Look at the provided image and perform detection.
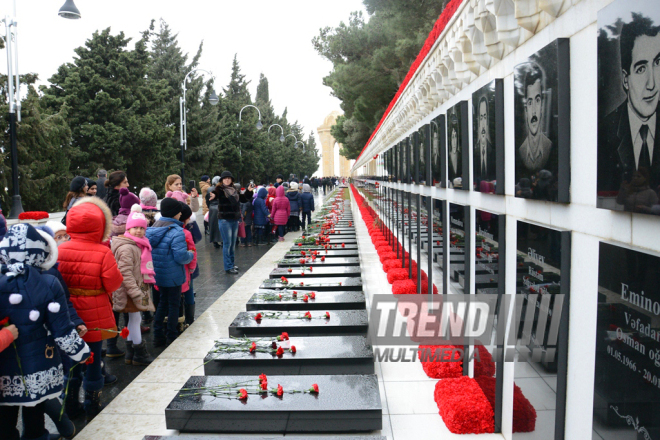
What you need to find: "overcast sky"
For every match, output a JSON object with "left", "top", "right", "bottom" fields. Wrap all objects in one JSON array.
[{"left": 6, "top": 0, "right": 367, "bottom": 174}]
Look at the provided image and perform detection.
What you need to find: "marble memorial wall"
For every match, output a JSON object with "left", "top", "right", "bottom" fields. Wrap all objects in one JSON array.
[{"left": 352, "top": 0, "right": 660, "bottom": 438}]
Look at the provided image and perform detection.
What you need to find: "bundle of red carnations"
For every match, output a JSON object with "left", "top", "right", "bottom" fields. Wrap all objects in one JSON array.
[
  {"left": 18, "top": 211, "right": 49, "bottom": 221},
  {"left": 177, "top": 374, "right": 318, "bottom": 400}
]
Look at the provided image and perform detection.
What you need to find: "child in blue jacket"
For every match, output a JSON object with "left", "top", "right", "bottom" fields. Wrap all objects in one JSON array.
[
  {"left": 253, "top": 187, "right": 270, "bottom": 245},
  {"left": 145, "top": 198, "right": 193, "bottom": 346}
]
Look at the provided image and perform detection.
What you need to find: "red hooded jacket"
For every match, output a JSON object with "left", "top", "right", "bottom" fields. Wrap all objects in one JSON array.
[{"left": 58, "top": 197, "right": 123, "bottom": 342}]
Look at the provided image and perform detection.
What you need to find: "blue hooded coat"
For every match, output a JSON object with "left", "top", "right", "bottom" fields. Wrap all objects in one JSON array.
[
  {"left": 146, "top": 217, "right": 193, "bottom": 287},
  {"left": 253, "top": 188, "right": 270, "bottom": 226}
]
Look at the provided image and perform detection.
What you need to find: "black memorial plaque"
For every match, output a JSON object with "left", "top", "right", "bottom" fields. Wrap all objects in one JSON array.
[
  {"left": 449, "top": 203, "right": 469, "bottom": 294},
  {"left": 166, "top": 374, "right": 382, "bottom": 433},
  {"left": 513, "top": 221, "right": 570, "bottom": 439},
  {"left": 593, "top": 242, "right": 660, "bottom": 439},
  {"left": 447, "top": 101, "right": 469, "bottom": 190},
  {"left": 473, "top": 80, "right": 504, "bottom": 194},
  {"left": 203, "top": 335, "right": 374, "bottom": 375},
  {"left": 229, "top": 309, "right": 369, "bottom": 337},
  {"left": 514, "top": 39, "right": 570, "bottom": 203},
  {"left": 597, "top": 0, "right": 660, "bottom": 216},
  {"left": 260, "top": 277, "right": 362, "bottom": 291},
  {"left": 278, "top": 257, "right": 361, "bottom": 267},
  {"left": 269, "top": 267, "right": 362, "bottom": 279},
  {"left": 247, "top": 290, "right": 366, "bottom": 311}
]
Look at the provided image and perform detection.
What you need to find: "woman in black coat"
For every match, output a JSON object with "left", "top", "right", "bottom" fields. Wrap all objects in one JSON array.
[{"left": 103, "top": 171, "right": 129, "bottom": 217}]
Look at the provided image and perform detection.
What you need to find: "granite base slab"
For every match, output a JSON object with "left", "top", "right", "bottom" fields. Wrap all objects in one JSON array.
[
  {"left": 291, "top": 243, "right": 358, "bottom": 251},
  {"left": 260, "top": 277, "right": 362, "bottom": 291},
  {"left": 145, "top": 436, "right": 385, "bottom": 440},
  {"left": 270, "top": 266, "right": 362, "bottom": 278},
  {"left": 277, "top": 257, "right": 361, "bottom": 267},
  {"left": 203, "top": 335, "right": 374, "bottom": 375},
  {"left": 247, "top": 290, "right": 366, "bottom": 311},
  {"left": 166, "top": 374, "right": 381, "bottom": 433},
  {"left": 229, "top": 309, "right": 369, "bottom": 336}
]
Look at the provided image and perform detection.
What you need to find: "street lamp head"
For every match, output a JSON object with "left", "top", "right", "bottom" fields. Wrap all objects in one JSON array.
[
  {"left": 256, "top": 120, "right": 263, "bottom": 130},
  {"left": 279, "top": 135, "right": 285, "bottom": 143},
  {"left": 59, "top": 0, "right": 81, "bottom": 19},
  {"left": 209, "top": 90, "right": 219, "bottom": 106}
]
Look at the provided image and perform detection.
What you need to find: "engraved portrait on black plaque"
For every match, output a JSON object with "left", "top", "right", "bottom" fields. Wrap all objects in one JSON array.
[
  {"left": 598, "top": 0, "right": 660, "bottom": 216},
  {"left": 514, "top": 39, "right": 570, "bottom": 203},
  {"left": 473, "top": 81, "right": 497, "bottom": 193},
  {"left": 448, "top": 105, "right": 463, "bottom": 189}
]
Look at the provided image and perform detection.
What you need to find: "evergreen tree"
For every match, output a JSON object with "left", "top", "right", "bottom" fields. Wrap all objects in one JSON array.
[
  {"left": 42, "top": 28, "right": 174, "bottom": 194},
  {"left": 146, "top": 19, "right": 221, "bottom": 188},
  {"left": 0, "top": 76, "right": 72, "bottom": 212},
  {"left": 313, "top": 0, "right": 450, "bottom": 159}
]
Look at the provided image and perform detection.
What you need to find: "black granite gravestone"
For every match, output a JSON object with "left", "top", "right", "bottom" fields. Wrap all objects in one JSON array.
[
  {"left": 247, "top": 290, "right": 366, "bottom": 311},
  {"left": 277, "top": 257, "right": 361, "bottom": 267},
  {"left": 144, "top": 436, "right": 386, "bottom": 440},
  {"left": 269, "top": 266, "right": 362, "bottom": 279},
  {"left": 259, "top": 277, "right": 362, "bottom": 291},
  {"left": 203, "top": 335, "right": 374, "bottom": 375},
  {"left": 166, "top": 374, "right": 382, "bottom": 433},
  {"left": 229, "top": 309, "right": 368, "bottom": 337},
  {"left": 286, "top": 250, "right": 359, "bottom": 259}
]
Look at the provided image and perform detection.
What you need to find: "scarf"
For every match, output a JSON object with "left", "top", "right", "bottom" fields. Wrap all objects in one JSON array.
[
  {"left": 0, "top": 224, "right": 49, "bottom": 277},
  {"left": 219, "top": 183, "right": 239, "bottom": 201},
  {"left": 124, "top": 231, "right": 156, "bottom": 284}
]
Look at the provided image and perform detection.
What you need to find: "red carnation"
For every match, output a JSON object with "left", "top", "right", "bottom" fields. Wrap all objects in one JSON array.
[
  {"left": 271, "top": 341, "right": 277, "bottom": 349},
  {"left": 277, "top": 332, "right": 289, "bottom": 341},
  {"left": 238, "top": 388, "right": 248, "bottom": 400},
  {"left": 277, "top": 384, "right": 283, "bottom": 396},
  {"left": 0, "top": 317, "right": 9, "bottom": 327},
  {"left": 299, "top": 258, "right": 305, "bottom": 264},
  {"left": 250, "top": 342, "right": 257, "bottom": 353},
  {"left": 119, "top": 327, "right": 129, "bottom": 339},
  {"left": 278, "top": 294, "right": 282, "bottom": 299},
  {"left": 298, "top": 243, "right": 302, "bottom": 247},
  {"left": 276, "top": 346, "right": 284, "bottom": 356},
  {"left": 292, "top": 291, "right": 298, "bottom": 296},
  {"left": 309, "top": 267, "right": 313, "bottom": 272},
  {"left": 281, "top": 276, "right": 288, "bottom": 283},
  {"left": 325, "top": 311, "right": 330, "bottom": 319},
  {"left": 309, "top": 292, "right": 316, "bottom": 299},
  {"left": 310, "top": 383, "right": 319, "bottom": 393},
  {"left": 288, "top": 268, "right": 292, "bottom": 273},
  {"left": 301, "top": 272, "right": 305, "bottom": 277},
  {"left": 261, "top": 381, "right": 268, "bottom": 390},
  {"left": 259, "top": 373, "right": 267, "bottom": 383},
  {"left": 304, "top": 311, "right": 312, "bottom": 319},
  {"left": 303, "top": 295, "right": 309, "bottom": 302},
  {"left": 255, "top": 313, "right": 262, "bottom": 322},
  {"left": 85, "top": 351, "right": 95, "bottom": 365},
  {"left": 290, "top": 345, "right": 297, "bottom": 353},
  {"left": 321, "top": 256, "right": 326, "bottom": 262},
  {"left": 300, "top": 282, "right": 304, "bottom": 286},
  {"left": 301, "top": 251, "right": 306, "bottom": 256}
]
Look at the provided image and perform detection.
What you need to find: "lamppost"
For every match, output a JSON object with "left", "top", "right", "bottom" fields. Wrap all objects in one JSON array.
[
  {"left": 236, "top": 105, "right": 263, "bottom": 183},
  {"left": 2, "top": 1, "right": 80, "bottom": 219},
  {"left": 268, "top": 124, "right": 285, "bottom": 142},
  {"left": 180, "top": 68, "right": 219, "bottom": 186}
]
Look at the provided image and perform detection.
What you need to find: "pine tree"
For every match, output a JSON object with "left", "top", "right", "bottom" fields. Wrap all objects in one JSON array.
[
  {"left": 0, "top": 76, "right": 72, "bottom": 212},
  {"left": 42, "top": 28, "right": 175, "bottom": 194}
]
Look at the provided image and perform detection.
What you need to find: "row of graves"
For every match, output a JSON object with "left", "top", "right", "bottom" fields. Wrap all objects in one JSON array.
[
  {"left": 145, "top": 188, "right": 386, "bottom": 439},
  {"left": 354, "top": 181, "right": 568, "bottom": 436}
]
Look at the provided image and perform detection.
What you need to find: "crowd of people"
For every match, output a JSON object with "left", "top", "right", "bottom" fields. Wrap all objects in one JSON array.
[{"left": 0, "top": 168, "right": 341, "bottom": 440}]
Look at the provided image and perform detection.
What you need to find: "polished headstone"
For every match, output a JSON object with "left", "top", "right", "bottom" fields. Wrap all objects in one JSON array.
[
  {"left": 203, "top": 335, "right": 374, "bottom": 375},
  {"left": 260, "top": 277, "right": 362, "bottom": 291},
  {"left": 291, "top": 243, "right": 358, "bottom": 251},
  {"left": 270, "top": 266, "right": 362, "bottom": 278},
  {"left": 277, "top": 257, "right": 361, "bottom": 267},
  {"left": 286, "top": 250, "right": 359, "bottom": 259},
  {"left": 247, "top": 290, "right": 366, "bottom": 311},
  {"left": 229, "top": 309, "right": 368, "bottom": 337},
  {"left": 166, "top": 374, "right": 382, "bottom": 433}
]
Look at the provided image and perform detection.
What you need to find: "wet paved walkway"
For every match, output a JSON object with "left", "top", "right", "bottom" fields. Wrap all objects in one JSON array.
[{"left": 39, "top": 188, "right": 335, "bottom": 437}]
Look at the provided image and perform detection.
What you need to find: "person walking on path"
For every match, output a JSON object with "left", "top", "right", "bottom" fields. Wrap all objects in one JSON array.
[
  {"left": 103, "top": 171, "right": 129, "bottom": 217},
  {"left": 270, "top": 185, "right": 291, "bottom": 242},
  {"left": 253, "top": 187, "right": 270, "bottom": 245},
  {"left": 300, "top": 183, "right": 315, "bottom": 230},
  {"left": 111, "top": 206, "right": 155, "bottom": 366},
  {"left": 199, "top": 175, "right": 211, "bottom": 234},
  {"left": 146, "top": 198, "right": 193, "bottom": 346},
  {"left": 209, "top": 171, "right": 241, "bottom": 274},
  {"left": 240, "top": 184, "right": 255, "bottom": 246},
  {"left": 286, "top": 182, "right": 301, "bottom": 232},
  {"left": 206, "top": 176, "right": 222, "bottom": 248},
  {"left": 57, "top": 197, "right": 123, "bottom": 422},
  {"left": 96, "top": 169, "right": 107, "bottom": 199}
]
